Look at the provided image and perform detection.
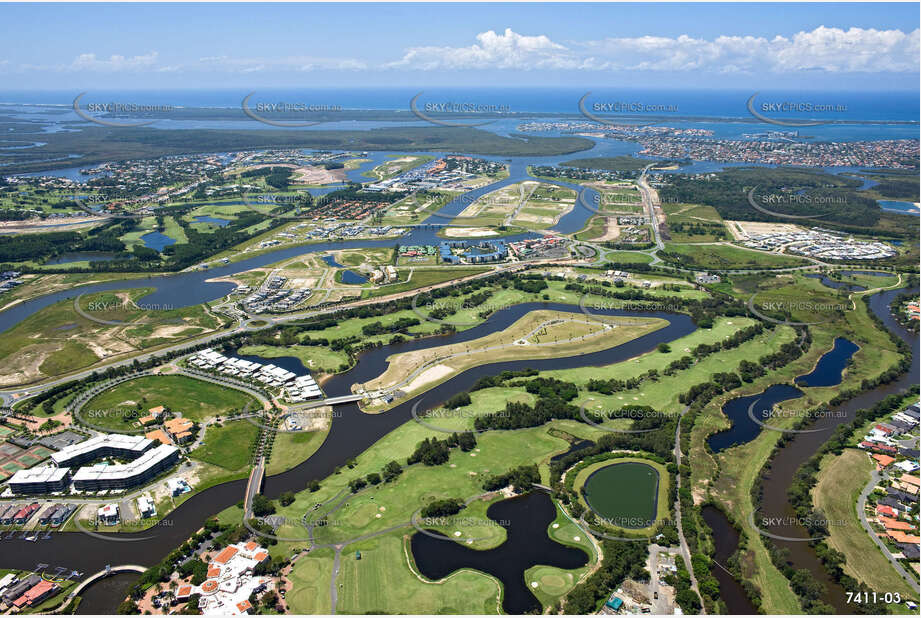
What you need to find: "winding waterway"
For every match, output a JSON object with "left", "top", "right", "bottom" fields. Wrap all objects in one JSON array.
[
  {"left": 705, "top": 286, "right": 918, "bottom": 613},
  {"left": 1, "top": 145, "right": 915, "bottom": 613},
  {"left": 0, "top": 302, "right": 693, "bottom": 611}
]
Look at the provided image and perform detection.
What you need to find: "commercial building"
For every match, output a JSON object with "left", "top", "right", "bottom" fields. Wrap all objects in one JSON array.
[
  {"left": 164, "top": 418, "right": 194, "bottom": 444},
  {"left": 51, "top": 434, "right": 153, "bottom": 468},
  {"left": 72, "top": 444, "right": 180, "bottom": 491},
  {"left": 7, "top": 466, "right": 72, "bottom": 495},
  {"left": 175, "top": 541, "right": 273, "bottom": 615}
]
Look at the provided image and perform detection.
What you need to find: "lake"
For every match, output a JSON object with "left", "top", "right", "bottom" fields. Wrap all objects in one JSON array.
[
  {"left": 581, "top": 461, "right": 659, "bottom": 529},
  {"left": 140, "top": 231, "right": 177, "bottom": 251}
]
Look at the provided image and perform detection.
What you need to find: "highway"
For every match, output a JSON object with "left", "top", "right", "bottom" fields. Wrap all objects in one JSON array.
[{"left": 637, "top": 164, "right": 665, "bottom": 251}]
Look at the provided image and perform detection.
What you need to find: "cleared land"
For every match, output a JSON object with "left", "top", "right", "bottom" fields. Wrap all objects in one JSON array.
[
  {"left": 0, "top": 288, "right": 225, "bottom": 386},
  {"left": 663, "top": 242, "right": 809, "bottom": 269},
  {"left": 361, "top": 309, "right": 667, "bottom": 401},
  {"left": 452, "top": 181, "right": 576, "bottom": 229}
]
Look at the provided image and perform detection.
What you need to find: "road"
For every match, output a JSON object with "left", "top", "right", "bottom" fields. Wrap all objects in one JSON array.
[
  {"left": 672, "top": 404, "right": 706, "bottom": 612},
  {"left": 637, "top": 165, "right": 665, "bottom": 251},
  {"left": 0, "top": 262, "right": 529, "bottom": 407},
  {"left": 856, "top": 469, "right": 921, "bottom": 593}
]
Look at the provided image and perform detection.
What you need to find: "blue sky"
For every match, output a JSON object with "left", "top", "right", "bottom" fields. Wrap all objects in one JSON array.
[{"left": 2, "top": 2, "right": 918, "bottom": 90}]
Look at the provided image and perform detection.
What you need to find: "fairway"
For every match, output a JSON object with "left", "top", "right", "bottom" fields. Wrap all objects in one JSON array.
[
  {"left": 582, "top": 461, "right": 659, "bottom": 529},
  {"left": 335, "top": 531, "right": 501, "bottom": 614},
  {"left": 83, "top": 374, "right": 259, "bottom": 423}
]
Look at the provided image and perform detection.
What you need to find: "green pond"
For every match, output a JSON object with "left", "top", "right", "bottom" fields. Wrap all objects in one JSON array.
[{"left": 582, "top": 461, "right": 659, "bottom": 529}]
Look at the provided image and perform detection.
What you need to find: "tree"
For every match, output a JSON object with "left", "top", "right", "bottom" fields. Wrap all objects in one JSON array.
[
  {"left": 251, "top": 494, "right": 275, "bottom": 517},
  {"left": 279, "top": 491, "right": 295, "bottom": 507},
  {"left": 382, "top": 460, "right": 403, "bottom": 482}
]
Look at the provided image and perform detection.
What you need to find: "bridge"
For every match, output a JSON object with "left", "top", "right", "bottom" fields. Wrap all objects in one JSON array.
[
  {"left": 291, "top": 393, "right": 365, "bottom": 410},
  {"left": 243, "top": 457, "right": 265, "bottom": 519}
]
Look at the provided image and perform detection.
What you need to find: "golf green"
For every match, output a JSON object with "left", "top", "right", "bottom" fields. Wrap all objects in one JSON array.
[{"left": 582, "top": 461, "right": 659, "bottom": 529}]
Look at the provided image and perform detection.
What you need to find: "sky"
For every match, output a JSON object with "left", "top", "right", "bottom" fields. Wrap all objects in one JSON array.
[{"left": 1, "top": 2, "right": 919, "bottom": 91}]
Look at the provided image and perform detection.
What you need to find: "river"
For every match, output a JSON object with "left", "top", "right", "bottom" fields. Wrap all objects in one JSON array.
[
  {"left": 0, "top": 302, "right": 694, "bottom": 610},
  {"left": 704, "top": 286, "right": 919, "bottom": 613}
]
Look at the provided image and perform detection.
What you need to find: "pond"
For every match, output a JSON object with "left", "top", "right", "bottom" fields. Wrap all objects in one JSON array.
[
  {"left": 192, "top": 215, "right": 230, "bottom": 227},
  {"left": 140, "top": 231, "right": 177, "bottom": 251},
  {"left": 339, "top": 270, "right": 368, "bottom": 285},
  {"left": 795, "top": 337, "right": 859, "bottom": 387},
  {"left": 410, "top": 491, "right": 588, "bottom": 614},
  {"left": 707, "top": 384, "right": 804, "bottom": 454},
  {"left": 46, "top": 252, "right": 118, "bottom": 265},
  {"left": 581, "top": 461, "right": 659, "bottom": 529}
]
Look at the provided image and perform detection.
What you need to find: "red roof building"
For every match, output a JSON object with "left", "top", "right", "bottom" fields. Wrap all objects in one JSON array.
[
  {"left": 876, "top": 504, "right": 897, "bottom": 518},
  {"left": 213, "top": 546, "right": 238, "bottom": 564},
  {"left": 13, "top": 580, "right": 58, "bottom": 608}
]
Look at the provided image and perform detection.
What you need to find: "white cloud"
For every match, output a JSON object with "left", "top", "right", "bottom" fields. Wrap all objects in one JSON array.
[
  {"left": 67, "top": 52, "right": 159, "bottom": 72},
  {"left": 13, "top": 26, "right": 920, "bottom": 78},
  {"left": 389, "top": 28, "right": 575, "bottom": 70},
  {"left": 392, "top": 26, "right": 920, "bottom": 73}
]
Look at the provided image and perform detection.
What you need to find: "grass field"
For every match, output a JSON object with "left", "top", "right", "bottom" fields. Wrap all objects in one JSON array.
[
  {"left": 378, "top": 189, "right": 459, "bottom": 226},
  {"left": 663, "top": 242, "right": 808, "bottom": 269},
  {"left": 265, "top": 429, "right": 328, "bottom": 475},
  {"left": 601, "top": 250, "right": 655, "bottom": 264},
  {"left": 264, "top": 414, "right": 610, "bottom": 613},
  {"left": 813, "top": 448, "right": 918, "bottom": 603},
  {"left": 362, "top": 154, "right": 435, "bottom": 181},
  {"left": 336, "top": 531, "right": 502, "bottom": 614},
  {"left": 285, "top": 547, "right": 335, "bottom": 614},
  {"left": 83, "top": 374, "right": 259, "bottom": 423},
  {"left": 190, "top": 420, "right": 260, "bottom": 471},
  {"left": 662, "top": 203, "right": 728, "bottom": 242},
  {"left": 237, "top": 344, "right": 349, "bottom": 374}
]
